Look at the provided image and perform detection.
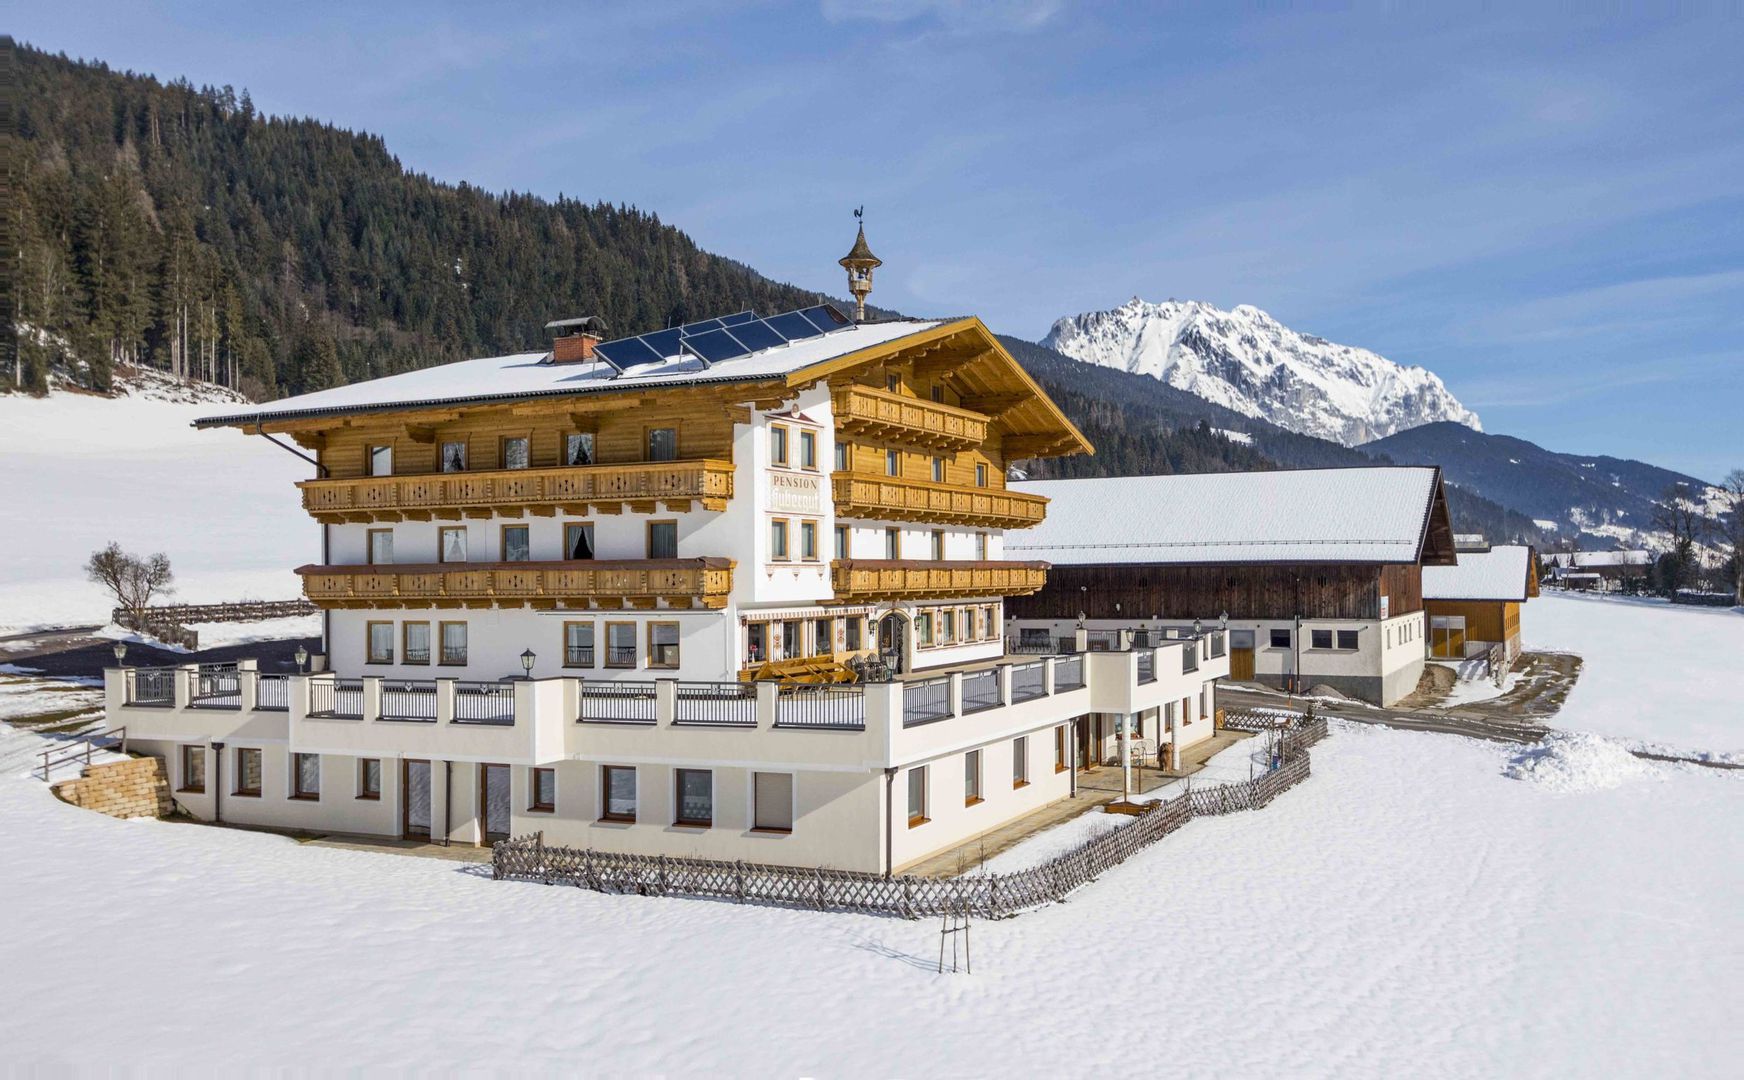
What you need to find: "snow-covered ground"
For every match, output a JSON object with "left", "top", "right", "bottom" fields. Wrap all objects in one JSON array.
[
  {"left": 93, "top": 614, "right": 322, "bottom": 653},
  {"left": 0, "top": 375, "right": 313, "bottom": 634},
  {"left": 3, "top": 595, "right": 1741, "bottom": 1074}
]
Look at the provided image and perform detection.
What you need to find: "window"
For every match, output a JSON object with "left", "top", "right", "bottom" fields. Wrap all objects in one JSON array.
[
  {"left": 358, "top": 759, "right": 381, "bottom": 800},
  {"left": 964, "top": 750, "right": 982, "bottom": 806},
  {"left": 834, "top": 440, "right": 848, "bottom": 471},
  {"left": 564, "top": 622, "right": 594, "bottom": 668},
  {"left": 1310, "top": 629, "right": 1333, "bottom": 650},
  {"left": 915, "top": 612, "right": 934, "bottom": 647},
  {"left": 601, "top": 765, "right": 636, "bottom": 822},
  {"left": 939, "top": 609, "right": 956, "bottom": 644},
  {"left": 1055, "top": 725, "right": 1069, "bottom": 772},
  {"left": 366, "top": 621, "right": 394, "bottom": 665},
  {"left": 799, "top": 430, "right": 817, "bottom": 469},
  {"left": 438, "top": 526, "right": 467, "bottom": 563},
  {"left": 753, "top": 772, "right": 794, "bottom": 832},
  {"left": 403, "top": 622, "right": 431, "bottom": 665},
  {"left": 530, "top": 768, "right": 555, "bottom": 812},
  {"left": 1269, "top": 628, "right": 1292, "bottom": 649},
  {"left": 800, "top": 521, "right": 819, "bottom": 561},
  {"left": 886, "top": 373, "right": 901, "bottom": 393},
  {"left": 975, "top": 463, "right": 988, "bottom": 487},
  {"left": 907, "top": 766, "right": 928, "bottom": 827},
  {"left": 500, "top": 435, "right": 530, "bottom": 470},
  {"left": 845, "top": 617, "right": 862, "bottom": 651},
  {"left": 770, "top": 424, "right": 789, "bottom": 466},
  {"left": 885, "top": 528, "right": 900, "bottom": 559},
  {"left": 771, "top": 519, "right": 790, "bottom": 560},
  {"left": 984, "top": 605, "right": 998, "bottom": 640},
  {"left": 439, "top": 621, "right": 468, "bottom": 665},
  {"left": 565, "top": 432, "right": 594, "bottom": 466},
  {"left": 814, "top": 618, "right": 833, "bottom": 655},
  {"left": 834, "top": 525, "right": 849, "bottom": 559},
  {"left": 746, "top": 623, "right": 768, "bottom": 664},
  {"left": 365, "top": 528, "right": 393, "bottom": 565},
  {"left": 930, "top": 384, "right": 944, "bottom": 403},
  {"left": 931, "top": 530, "right": 946, "bottom": 561},
  {"left": 292, "top": 753, "right": 320, "bottom": 800},
  {"left": 675, "top": 769, "right": 712, "bottom": 827},
  {"left": 440, "top": 441, "right": 467, "bottom": 472},
  {"left": 179, "top": 745, "right": 205, "bottom": 794},
  {"left": 931, "top": 456, "right": 946, "bottom": 483},
  {"left": 501, "top": 524, "right": 530, "bottom": 562},
  {"left": 564, "top": 522, "right": 595, "bottom": 560},
  {"left": 1013, "top": 737, "right": 1029, "bottom": 787},
  {"left": 976, "top": 533, "right": 989, "bottom": 561},
  {"left": 366, "top": 445, "right": 393, "bottom": 477},
  {"left": 606, "top": 622, "right": 637, "bottom": 668},
  {"left": 885, "top": 449, "right": 901, "bottom": 477},
  {"left": 780, "top": 620, "right": 802, "bottom": 658},
  {"left": 235, "top": 748, "right": 262, "bottom": 796},
  {"left": 648, "top": 622, "right": 680, "bottom": 669},
  {"left": 647, "top": 520, "right": 678, "bottom": 560},
  {"left": 647, "top": 427, "right": 677, "bottom": 462},
  {"left": 1337, "top": 629, "right": 1360, "bottom": 650}
]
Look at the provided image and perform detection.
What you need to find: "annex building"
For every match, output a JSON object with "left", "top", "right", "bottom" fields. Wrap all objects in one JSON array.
[
  {"left": 1422, "top": 541, "right": 1539, "bottom": 664},
  {"left": 1002, "top": 466, "right": 1459, "bottom": 706}
]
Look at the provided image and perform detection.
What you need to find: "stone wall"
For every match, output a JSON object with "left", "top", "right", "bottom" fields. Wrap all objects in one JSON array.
[{"left": 53, "top": 756, "right": 172, "bottom": 819}]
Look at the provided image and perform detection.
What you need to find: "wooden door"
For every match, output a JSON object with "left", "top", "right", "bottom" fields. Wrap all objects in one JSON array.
[
  {"left": 402, "top": 759, "right": 431, "bottom": 839},
  {"left": 1230, "top": 647, "right": 1256, "bottom": 681}
]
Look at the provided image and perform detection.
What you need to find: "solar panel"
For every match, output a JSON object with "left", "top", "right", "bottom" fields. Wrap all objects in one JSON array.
[
  {"left": 722, "top": 319, "right": 785, "bottom": 353},
  {"left": 720, "top": 310, "right": 758, "bottom": 327},
  {"left": 593, "top": 337, "right": 662, "bottom": 370},
  {"left": 681, "top": 328, "right": 753, "bottom": 365},
  {"left": 764, "top": 310, "right": 823, "bottom": 342},
  {"left": 639, "top": 328, "right": 684, "bottom": 359},
  {"left": 800, "top": 304, "right": 851, "bottom": 333},
  {"left": 680, "top": 319, "right": 722, "bottom": 335}
]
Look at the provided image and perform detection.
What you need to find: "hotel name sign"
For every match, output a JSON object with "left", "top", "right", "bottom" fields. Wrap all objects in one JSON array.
[{"left": 768, "top": 471, "right": 824, "bottom": 515}]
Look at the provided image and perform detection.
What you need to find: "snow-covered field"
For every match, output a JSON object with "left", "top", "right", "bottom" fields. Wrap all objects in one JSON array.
[
  {"left": 0, "top": 376, "right": 313, "bottom": 634},
  {"left": 2, "top": 598, "right": 1740, "bottom": 1074}
]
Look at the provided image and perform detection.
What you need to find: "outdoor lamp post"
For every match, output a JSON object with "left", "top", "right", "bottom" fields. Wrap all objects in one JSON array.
[
  {"left": 520, "top": 649, "right": 537, "bottom": 678},
  {"left": 112, "top": 640, "right": 127, "bottom": 667},
  {"left": 294, "top": 645, "right": 308, "bottom": 674},
  {"left": 1193, "top": 617, "right": 1203, "bottom": 637},
  {"left": 1220, "top": 611, "right": 1229, "bottom": 632}
]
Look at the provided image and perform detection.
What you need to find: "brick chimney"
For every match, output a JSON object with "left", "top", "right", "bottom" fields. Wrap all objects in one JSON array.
[{"left": 545, "top": 316, "right": 608, "bottom": 363}]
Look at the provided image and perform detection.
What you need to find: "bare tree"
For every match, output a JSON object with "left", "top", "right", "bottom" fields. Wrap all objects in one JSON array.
[
  {"left": 1651, "top": 484, "right": 1706, "bottom": 596},
  {"left": 85, "top": 542, "right": 175, "bottom": 626},
  {"left": 1721, "top": 469, "right": 1744, "bottom": 606}
]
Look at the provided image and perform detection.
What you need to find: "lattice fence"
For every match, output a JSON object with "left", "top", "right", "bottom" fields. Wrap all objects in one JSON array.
[{"left": 493, "top": 739, "right": 1322, "bottom": 920}]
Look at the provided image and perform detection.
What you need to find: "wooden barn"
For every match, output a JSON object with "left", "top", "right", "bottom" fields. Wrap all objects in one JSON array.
[{"left": 1422, "top": 542, "right": 1539, "bottom": 664}]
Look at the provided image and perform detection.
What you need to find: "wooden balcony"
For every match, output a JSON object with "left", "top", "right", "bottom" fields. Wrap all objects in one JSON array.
[
  {"left": 832, "top": 385, "right": 989, "bottom": 452},
  {"left": 297, "top": 460, "right": 735, "bottom": 523},
  {"left": 830, "top": 559, "right": 1049, "bottom": 602},
  {"left": 832, "top": 475, "right": 1049, "bottom": 529},
  {"left": 296, "top": 558, "right": 736, "bottom": 610}
]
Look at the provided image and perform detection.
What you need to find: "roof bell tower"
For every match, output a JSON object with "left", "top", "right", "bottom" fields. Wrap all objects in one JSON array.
[{"left": 839, "top": 208, "right": 881, "bottom": 322}]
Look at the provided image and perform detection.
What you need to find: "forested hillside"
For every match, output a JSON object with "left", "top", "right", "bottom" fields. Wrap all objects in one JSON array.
[{"left": 5, "top": 43, "right": 837, "bottom": 398}]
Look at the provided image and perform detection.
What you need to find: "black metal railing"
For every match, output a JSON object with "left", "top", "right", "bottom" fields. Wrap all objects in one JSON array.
[
  {"left": 309, "top": 678, "right": 364, "bottom": 719},
  {"left": 1084, "top": 629, "right": 1120, "bottom": 652},
  {"left": 605, "top": 646, "right": 638, "bottom": 668},
  {"left": 902, "top": 678, "right": 952, "bottom": 727},
  {"left": 454, "top": 681, "right": 515, "bottom": 725},
  {"left": 1208, "top": 631, "right": 1226, "bottom": 659},
  {"left": 1005, "top": 636, "right": 1057, "bottom": 655},
  {"left": 255, "top": 674, "right": 289, "bottom": 711},
  {"left": 124, "top": 667, "right": 177, "bottom": 707},
  {"left": 564, "top": 645, "right": 595, "bottom": 668},
  {"left": 404, "top": 647, "right": 431, "bottom": 665},
  {"left": 381, "top": 681, "right": 438, "bottom": 722},
  {"left": 674, "top": 682, "right": 757, "bottom": 726},
  {"left": 1136, "top": 650, "right": 1156, "bottom": 684},
  {"left": 1009, "top": 661, "right": 1046, "bottom": 703},
  {"left": 578, "top": 681, "right": 658, "bottom": 724},
  {"left": 960, "top": 669, "right": 1002, "bottom": 714},
  {"left": 775, "top": 685, "right": 866, "bottom": 730},
  {"left": 1054, "top": 656, "right": 1085, "bottom": 692},
  {"left": 190, "top": 667, "right": 241, "bottom": 710},
  {"left": 1182, "top": 643, "right": 1199, "bottom": 674},
  {"left": 440, "top": 647, "right": 467, "bottom": 666}
]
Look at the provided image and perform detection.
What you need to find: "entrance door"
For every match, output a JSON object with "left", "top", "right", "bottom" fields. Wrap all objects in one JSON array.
[
  {"left": 480, "top": 763, "right": 511, "bottom": 843},
  {"left": 403, "top": 759, "right": 431, "bottom": 839},
  {"left": 1430, "top": 616, "right": 1466, "bottom": 659},
  {"left": 877, "top": 614, "right": 907, "bottom": 674},
  {"left": 1075, "top": 716, "right": 1093, "bottom": 770},
  {"left": 1230, "top": 648, "right": 1256, "bottom": 681}
]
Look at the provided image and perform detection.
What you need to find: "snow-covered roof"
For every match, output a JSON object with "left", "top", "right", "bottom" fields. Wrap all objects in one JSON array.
[
  {"left": 197, "top": 318, "right": 947, "bottom": 428},
  {"left": 1571, "top": 550, "right": 1652, "bottom": 568},
  {"left": 1423, "top": 545, "right": 1535, "bottom": 601},
  {"left": 1007, "top": 467, "right": 1449, "bottom": 566}
]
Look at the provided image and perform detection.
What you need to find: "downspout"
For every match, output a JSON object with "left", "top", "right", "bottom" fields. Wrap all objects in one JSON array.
[
  {"left": 883, "top": 767, "right": 896, "bottom": 876},
  {"left": 210, "top": 741, "right": 224, "bottom": 824},
  {"left": 443, "top": 760, "right": 453, "bottom": 847}
]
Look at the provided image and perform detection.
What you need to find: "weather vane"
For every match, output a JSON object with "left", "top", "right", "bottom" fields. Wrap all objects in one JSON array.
[{"left": 854, "top": 205, "right": 863, "bottom": 221}]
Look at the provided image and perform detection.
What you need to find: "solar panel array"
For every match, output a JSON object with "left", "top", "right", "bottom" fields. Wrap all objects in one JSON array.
[{"left": 590, "top": 304, "right": 852, "bottom": 374}]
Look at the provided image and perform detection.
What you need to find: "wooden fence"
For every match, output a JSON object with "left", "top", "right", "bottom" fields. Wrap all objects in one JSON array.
[
  {"left": 112, "top": 599, "right": 317, "bottom": 651},
  {"left": 493, "top": 734, "right": 1323, "bottom": 920}
]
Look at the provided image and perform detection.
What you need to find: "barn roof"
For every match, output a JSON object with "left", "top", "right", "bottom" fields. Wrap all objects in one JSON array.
[{"left": 1423, "top": 545, "right": 1539, "bottom": 601}]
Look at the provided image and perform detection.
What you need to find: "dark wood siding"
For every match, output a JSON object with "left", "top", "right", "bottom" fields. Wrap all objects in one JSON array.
[{"left": 1005, "top": 562, "right": 1425, "bottom": 622}]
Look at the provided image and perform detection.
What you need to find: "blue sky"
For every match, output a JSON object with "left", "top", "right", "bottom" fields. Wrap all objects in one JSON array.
[{"left": 17, "top": 2, "right": 1743, "bottom": 479}]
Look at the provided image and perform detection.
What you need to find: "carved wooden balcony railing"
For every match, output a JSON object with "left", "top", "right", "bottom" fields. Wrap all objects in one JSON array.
[
  {"left": 832, "top": 385, "right": 989, "bottom": 452},
  {"left": 298, "top": 460, "right": 735, "bottom": 523},
  {"left": 830, "top": 559, "right": 1049, "bottom": 602},
  {"left": 296, "top": 559, "right": 736, "bottom": 610},
  {"left": 831, "top": 475, "right": 1048, "bottom": 529}
]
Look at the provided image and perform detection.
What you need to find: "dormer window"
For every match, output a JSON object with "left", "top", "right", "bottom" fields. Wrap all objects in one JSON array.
[{"left": 440, "top": 441, "right": 467, "bottom": 473}]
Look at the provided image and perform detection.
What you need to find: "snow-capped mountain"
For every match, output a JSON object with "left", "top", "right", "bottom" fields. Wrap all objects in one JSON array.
[{"left": 1042, "top": 298, "right": 1481, "bottom": 445}]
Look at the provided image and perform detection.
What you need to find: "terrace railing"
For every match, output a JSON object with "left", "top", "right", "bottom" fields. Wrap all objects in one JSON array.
[
  {"left": 1135, "top": 650, "right": 1156, "bottom": 684},
  {"left": 1009, "top": 660, "right": 1046, "bottom": 703},
  {"left": 1182, "top": 643, "right": 1200, "bottom": 674},
  {"left": 959, "top": 669, "right": 1002, "bottom": 714},
  {"left": 674, "top": 682, "right": 757, "bottom": 727},
  {"left": 775, "top": 685, "right": 866, "bottom": 730},
  {"left": 124, "top": 667, "right": 177, "bottom": 707},
  {"left": 1053, "top": 656, "right": 1085, "bottom": 692},
  {"left": 578, "top": 682, "right": 659, "bottom": 724},
  {"left": 189, "top": 667, "right": 242, "bottom": 710},
  {"left": 255, "top": 674, "right": 289, "bottom": 711},
  {"left": 902, "top": 677, "right": 952, "bottom": 727},
  {"left": 380, "top": 681, "right": 438, "bottom": 722},
  {"left": 454, "top": 682, "right": 515, "bottom": 725},
  {"left": 309, "top": 678, "right": 364, "bottom": 719}
]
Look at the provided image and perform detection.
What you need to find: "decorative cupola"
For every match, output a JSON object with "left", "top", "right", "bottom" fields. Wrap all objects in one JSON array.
[
  {"left": 545, "top": 316, "right": 610, "bottom": 363},
  {"left": 838, "top": 211, "right": 881, "bottom": 322}
]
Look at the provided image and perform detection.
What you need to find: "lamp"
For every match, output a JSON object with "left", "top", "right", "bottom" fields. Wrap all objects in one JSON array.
[
  {"left": 1193, "top": 617, "right": 1203, "bottom": 637},
  {"left": 294, "top": 645, "right": 309, "bottom": 674},
  {"left": 520, "top": 649, "right": 537, "bottom": 678},
  {"left": 112, "top": 640, "right": 128, "bottom": 667},
  {"left": 1220, "top": 611, "right": 1229, "bottom": 632}
]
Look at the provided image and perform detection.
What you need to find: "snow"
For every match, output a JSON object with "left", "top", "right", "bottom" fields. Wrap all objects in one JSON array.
[
  {"left": 1503, "top": 730, "right": 1662, "bottom": 793},
  {"left": 0, "top": 379, "right": 315, "bottom": 634},
  {"left": 1211, "top": 426, "right": 1254, "bottom": 445},
  {"left": 1535, "top": 519, "right": 1559, "bottom": 530},
  {"left": 92, "top": 615, "right": 320, "bottom": 653},
  {"left": 1423, "top": 544, "right": 1533, "bottom": 601},
  {"left": 1009, "top": 467, "right": 1440, "bottom": 564},
  {"left": 1043, "top": 297, "right": 1480, "bottom": 445},
  {"left": 1435, "top": 664, "right": 1517, "bottom": 707}
]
